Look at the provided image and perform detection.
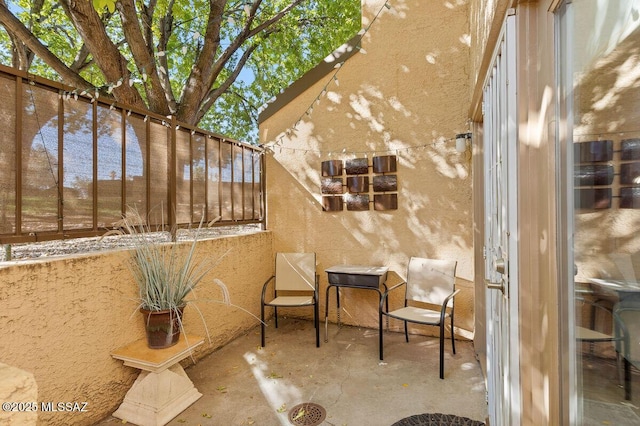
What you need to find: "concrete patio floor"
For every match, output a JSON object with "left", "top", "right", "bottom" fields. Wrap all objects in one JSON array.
[{"left": 97, "top": 319, "right": 488, "bottom": 426}]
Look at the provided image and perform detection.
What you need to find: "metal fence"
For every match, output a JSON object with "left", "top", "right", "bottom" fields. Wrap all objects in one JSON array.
[{"left": 0, "top": 64, "right": 264, "bottom": 244}]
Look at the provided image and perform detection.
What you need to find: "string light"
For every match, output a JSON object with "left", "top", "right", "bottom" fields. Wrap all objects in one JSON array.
[
  {"left": 53, "top": 1, "right": 395, "bottom": 157},
  {"left": 264, "top": 1, "right": 393, "bottom": 151},
  {"left": 259, "top": 1, "right": 465, "bottom": 157},
  {"left": 266, "top": 137, "right": 460, "bottom": 157}
]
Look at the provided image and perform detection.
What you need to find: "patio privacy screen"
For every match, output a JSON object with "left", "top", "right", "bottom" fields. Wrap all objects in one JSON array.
[{"left": 0, "top": 65, "right": 264, "bottom": 244}]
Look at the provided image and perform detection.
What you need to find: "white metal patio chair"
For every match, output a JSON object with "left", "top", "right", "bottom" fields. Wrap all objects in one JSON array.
[
  {"left": 261, "top": 252, "right": 320, "bottom": 347},
  {"left": 612, "top": 299, "right": 638, "bottom": 400},
  {"left": 379, "top": 257, "right": 458, "bottom": 379}
]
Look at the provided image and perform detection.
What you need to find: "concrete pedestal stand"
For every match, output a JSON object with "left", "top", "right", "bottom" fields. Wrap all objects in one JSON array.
[{"left": 111, "top": 335, "right": 204, "bottom": 426}]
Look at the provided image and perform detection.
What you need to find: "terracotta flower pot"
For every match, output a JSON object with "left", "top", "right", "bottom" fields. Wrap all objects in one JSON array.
[{"left": 140, "top": 306, "right": 184, "bottom": 349}]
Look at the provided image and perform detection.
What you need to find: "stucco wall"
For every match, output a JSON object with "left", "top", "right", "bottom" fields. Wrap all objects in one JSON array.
[
  {"left": 0, "top": 231, "right": 272, "bottom": 426},
  {"left": 260, "top": 0, "right": 474, "bottom": 338}
]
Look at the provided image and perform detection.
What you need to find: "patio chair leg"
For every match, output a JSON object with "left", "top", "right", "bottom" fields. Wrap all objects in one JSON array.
[
  {"left": 379, "top": 311, "right": 384, "bottom": 360},
  {"left": 274, "top": 307, "right": 278, "bottom": 328},
  {"left": 261, "top": 304, "right": 265, "bottom": 347},
  {"left": 625, "top": 357, "right": 632, "bottom": 400},
  {"left": 439, "top": 322, "right": 445, "bottom": 379},
  {"left": 450, "top": 315, "right": 456, "bottom": 354},
  {"left": 404, "top": 321, "right": 409, "bottom": 342},
  {"left": 314, "top": 300, "right": 320, "bottom": 347}
]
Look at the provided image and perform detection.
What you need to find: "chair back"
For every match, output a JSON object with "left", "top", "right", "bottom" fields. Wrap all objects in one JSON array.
[
  {"left": 614, "top": 299, "right": 640, "bottom": 369},
  {"left": 406, "top": 257, "right": 457, "bottom": 306},
  {"left": 274, "top": 253, "right": 316, "bottom": 291}
]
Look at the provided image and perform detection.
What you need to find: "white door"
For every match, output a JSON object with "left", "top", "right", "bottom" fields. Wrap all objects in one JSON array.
[{"left": 483, "top": 13, "right": 521, "bottom": 426}]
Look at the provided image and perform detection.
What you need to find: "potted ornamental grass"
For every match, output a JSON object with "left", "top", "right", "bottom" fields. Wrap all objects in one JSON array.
[{"left": 117, "top": 208, "right": 229, "bottom": 349}]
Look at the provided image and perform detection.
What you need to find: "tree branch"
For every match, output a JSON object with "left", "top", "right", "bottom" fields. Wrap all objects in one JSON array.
[
  {"left": 181, "top": 0, "right": 305, "bottom": 123},
  {"left": 0, "top": 3, "right": 93, "bottom": 89},
  {"left": 177, "top": 0, "right": 226, "bottom": 123},
  {"left": 69, "top": 43, "right": 91, "bottom": 73},
  {"left": 58, "top": 0, "right": 146, "bottom": 108},
  {"left": 155, "top": 0, "right": 178, "bottom": 113},
  {"left": 206, "top": 0, "right": 304, "bottom": 91},
  {"left": 116, "top": 0, "right": 171, "bottom": 114},
  {"left": 197, "top": 42, "right": 258, "bottom": 122}
]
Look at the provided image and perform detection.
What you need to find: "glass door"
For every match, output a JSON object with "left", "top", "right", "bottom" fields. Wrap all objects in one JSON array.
[{"left": 558, "top": 1, "right": 640, "bottom": 423}]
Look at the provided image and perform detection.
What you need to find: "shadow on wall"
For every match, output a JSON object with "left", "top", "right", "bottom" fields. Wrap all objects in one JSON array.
[{"left": 263, "top": 0, "right": 474, "bottom": 334}]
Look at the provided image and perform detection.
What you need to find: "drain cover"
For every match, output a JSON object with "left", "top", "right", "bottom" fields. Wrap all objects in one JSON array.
[{"left": 288, "top": 402, "right": 327, "bottom": 426}]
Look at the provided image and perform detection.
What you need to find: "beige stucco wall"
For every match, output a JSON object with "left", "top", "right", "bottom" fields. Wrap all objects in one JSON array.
[
  {"left": 0, "top": 231, "right": 272, "bottom": 426},
  {"left": 260, "top": 0, "right": 474, "bottom": 338}
]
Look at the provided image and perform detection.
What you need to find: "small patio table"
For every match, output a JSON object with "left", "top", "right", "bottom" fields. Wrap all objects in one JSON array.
[
  {"left": 587, "top": 278, "right": 640, "bottom": 302},
  {"left": 324, "top": 265, "right": 389, "bottom": 345},
  {"left": 111, "top": 335, "right": 204, "bottom": 426}
]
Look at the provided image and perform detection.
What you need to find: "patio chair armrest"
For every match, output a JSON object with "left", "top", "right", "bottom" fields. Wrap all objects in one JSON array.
[
  {"left": 380, "top": 281, "right": 407, "bottom": 313},
  {"left": 261, "top": 276, "right": 276, "bottom": 304},
  {"left": 439, "top": 289, "right": 461, "bottom": 320},
  {"left": 442, "top": 288, "right": 461, "bottom": 307},
  {"left": 446, "top": 288, "right": 461, "bottom": 302}
]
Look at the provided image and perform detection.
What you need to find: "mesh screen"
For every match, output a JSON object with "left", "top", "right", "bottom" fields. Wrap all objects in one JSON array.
[
  {"left": 96, "top": 105, "right": 122, "bottom": 228},
  {"left": 175, "top": 129, "right": 191, "bottom": 224},
  {"left": 243, "top": 148, "right": 254, "bottom": 219},
  {"left": 254, "top": 154, "right": 262, "bottom": 219},
  {"left": 0, "top": 69, "right": 262, "bottom": 241},
  {"left": 148, "top": 119, "right": 168, "bottom": 225},
  {"left": 63, "top": 98, "right": 94, "bottom": 230},
  {"left": 192, "top": 133, "right": 206, "bottom": 222},
  {"left": 220, "top": 143, "right": 233, "bottom": 220},
  {"left": 21, "top": 83, "right": 59, "bottom": 233},
  {"left": 125, "top": 113, "right": 147, "bottom": 217},
  {"left": 207, "top": 137, "right": 221, "bottom": 220},
  {"left": 232, "top": 144, "right": 243, "bottom": 220},
  {"left": 0, "top": 74, "right": 16, "bottom": 234}
]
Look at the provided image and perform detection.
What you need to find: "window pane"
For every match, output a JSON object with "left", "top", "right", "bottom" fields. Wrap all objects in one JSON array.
[{"left": 560, "top": 1, "right": 640, "bottom": 422}]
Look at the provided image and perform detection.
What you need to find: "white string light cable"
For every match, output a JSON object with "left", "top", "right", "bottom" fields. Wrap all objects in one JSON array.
[{"left": 261, "top": 1, "right": 393, "bottom": 155}]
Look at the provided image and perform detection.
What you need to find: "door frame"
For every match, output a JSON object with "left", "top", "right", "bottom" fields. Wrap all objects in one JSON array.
[{"left": 480, "top": 11, "right": 522, "bottom": 426}]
